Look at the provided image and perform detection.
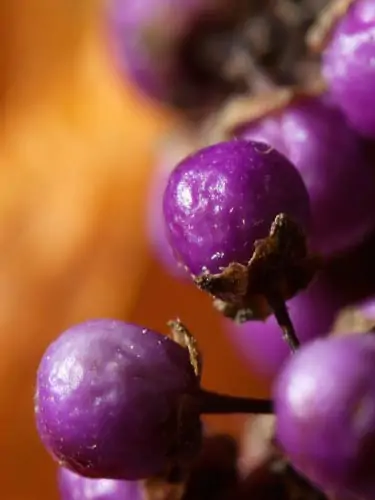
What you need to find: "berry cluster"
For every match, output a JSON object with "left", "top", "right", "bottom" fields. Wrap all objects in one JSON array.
[{"left": 35, "top": 1, "right": 375, "bottom": 499}]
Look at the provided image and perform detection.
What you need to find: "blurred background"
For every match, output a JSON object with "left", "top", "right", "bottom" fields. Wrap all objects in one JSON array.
[{"left": 1, "top": 1, "right": 268, "bottom": 499}]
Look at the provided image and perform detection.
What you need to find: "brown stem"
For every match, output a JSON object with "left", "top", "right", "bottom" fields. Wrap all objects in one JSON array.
[
  {"left": 266, "top": 291, "right": 300, "bottom": 352},
  {"left": 199, "top": 389, "right": 273, "bottom": 415}
]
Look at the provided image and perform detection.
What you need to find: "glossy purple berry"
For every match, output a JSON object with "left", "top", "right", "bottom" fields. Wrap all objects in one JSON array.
[
  {"left": 35, "top": 319, "right": 199, "bottom": 480},
  {"left": 108, "top": 0, "right": 245, "bottom": 111},
  {"left": 238, "top": 96, "right": 375, "bottom": 256},
  {"left": 163, "top": 139, "right": 311, "bottom": 276},
  {"left": 274, "top": 334, "right": 375, "bottom": 499},
  {"left": 323, "top": 0, "right": 375, "bottom": 139},
  {"left": 58, "top": 467, "right": 140, "bottom": 500},
  {"left": 226, "top": 275, "right": 343, "bottom": 378}
]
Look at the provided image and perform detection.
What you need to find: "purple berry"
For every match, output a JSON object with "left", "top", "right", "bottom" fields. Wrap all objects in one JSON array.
[
  {"left": 108, "top": 0, "right": 243, "bottom": 111},
  {"left": 35, "top": 319, "right": 199, "bottom": 480},
  {"left": 163, "top": 139, "right": 310, "bottom": 276},
  {"left": 323, "top": 0, "right": 375, "bottom": 139},
  {"left": 274, "top": 334, "right": 375, "bottom": 499},
  {"left": 58, "top": 467, "right": 140, "bottom": 500},
  {"left": 238, "top": 96, "right": 375, "bottom": 256},
  {"left": 225, "top": 275, "right": 343, "bottom": 378}
]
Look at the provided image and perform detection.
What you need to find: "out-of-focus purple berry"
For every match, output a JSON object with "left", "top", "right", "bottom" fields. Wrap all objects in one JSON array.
[
  {"left": 323, "top": 0, "right": 375, "bottom": 139},
  {"left": 35, "top": 320, "right": 199, "bottom": 480},
  {"left": 225, "top": 275, "right": 342, "bottom": 378},
  {"left": 238, "top": 96, "right": 375, "bottom": 256},
  {"left": 108, "top": 0, "right": 245, "bottom": 111},
  {"left": 58, "top": 467, "right": 140, "bottom": 500},
  {"left": 274, "top": 334, "right": 375, "bottom": 499},
  {"left": 163, "top": 139, "right": 310, "bottom": 276}
]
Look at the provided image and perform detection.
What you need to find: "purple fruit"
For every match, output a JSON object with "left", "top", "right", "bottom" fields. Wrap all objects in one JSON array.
[
  {"left": 58, "top": 467, "right": 140, "bottom": 500},
  {"left": 238, "top": 96, "right": 375, "bottom": 256},
  {"left": 35, "top": 319, "right": 199, "bottom": 480},
  {"left": 274, "top": 334, "right": 375, "bottom": 499},
  {"left": 147, "top": 131, "right": 197, "bottom": 279},
  {"left": 323, "top": 0, "right": 375, "bottom": 139},
  {"left": 163, "top": 139, "right": 310, "bottom": 276},
  {"left": 108, "top": 0, "right": 244, "bottom": 111},
  {"left": 225, "top": 275, "right": 342, "bottom": 378}
]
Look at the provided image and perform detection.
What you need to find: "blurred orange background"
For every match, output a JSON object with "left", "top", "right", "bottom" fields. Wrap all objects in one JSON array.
[{"left": 0, "top": 1, "right": 267, "bottom": 499}]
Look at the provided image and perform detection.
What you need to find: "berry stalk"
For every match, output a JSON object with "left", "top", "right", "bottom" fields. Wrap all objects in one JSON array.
[
  {"left": 199, "top": 388, "right": 273, "bottom": 415},
  {"left": 266, "top": 292, "right": 300, "bottom": 352}
]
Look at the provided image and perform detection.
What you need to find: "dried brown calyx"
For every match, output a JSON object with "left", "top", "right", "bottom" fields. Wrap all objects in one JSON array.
[
  {"left": 168, "top": 319, "right": 202, "bottom": 380},
  {"left": 140, "top": 321, "right": 204, "bottom": 500},
  {"left": 167, "top": 319, "right": 273, "bottom": 414},
  {"left": 194, "top": 213, "right": 320, "bottom": 351}
]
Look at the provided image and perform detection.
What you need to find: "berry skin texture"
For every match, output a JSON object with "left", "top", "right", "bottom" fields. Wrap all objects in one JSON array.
[
  {"left": 226, "top": 275, "right": 343, "bottom": 378},
  {"left": 35, "top": 320, "right": 199, "bottom": 480},
  {"left": 163, "top": 139, "right": 311, "bottom": 276},
  {"left": 323, "top": 0, "right": 375, "bottom": 139},
  {"left": 274, "top": 334, "right": 375, "bottom": 499},
  {"left": 58, "top": 467, "right": 140, "bottom": 500},
  {"left": 239, "top": 96, "right": 375, "bottom": 256}
]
